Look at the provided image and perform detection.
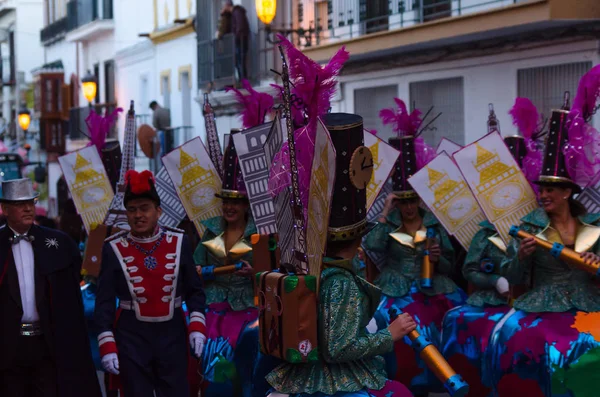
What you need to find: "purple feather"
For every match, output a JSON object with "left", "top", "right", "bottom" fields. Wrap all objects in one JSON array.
[
  {"left": 509, "top": 97, "right": 540, "bottom": 139},
  {"left": 572, "top": 64, "right": 600, "bottom": 120},
  {"left": 227, "top": 79, "right": 274, "bottom": 128},
  {"left": 86, "top": 107, "right": 123, "bottom": 155},
  {"left": 379, "top": 98, "right": 422, "bottom": 137}
]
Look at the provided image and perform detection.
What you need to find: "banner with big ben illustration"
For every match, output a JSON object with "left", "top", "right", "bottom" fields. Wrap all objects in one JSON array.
[
  {"left": 453, "top": 131, "right": 539, "bottom": 244},
  {"left": 58, "top": 146, "right": 115, "bottom": 234},
  {"left": 436, "top": 138, "right": 462, "bottom": 156},
  {"left": 408, "top": 152, "right": 486, "bottom": 250},
  {"left": 363, "top": 130, "right": 400, "bottom": 212},
  {"left": 162, "top": 137, "right": 222, "bottom": 238},
  {"left": 307, "top": 120, "right": 336, "bottom": 276}
]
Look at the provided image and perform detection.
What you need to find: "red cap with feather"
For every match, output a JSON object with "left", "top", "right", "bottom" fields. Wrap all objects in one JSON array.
[{"left": 124, "top": 170, "right": 160, "bottom": 206}]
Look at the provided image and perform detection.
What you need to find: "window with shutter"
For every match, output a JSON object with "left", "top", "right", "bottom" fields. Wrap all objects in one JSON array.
[
  {"left": 353, "top": 84, "right": 398, "bottom": 139},
  {"left": 409, "top": 77, "right": 465, "bottom": 147}
]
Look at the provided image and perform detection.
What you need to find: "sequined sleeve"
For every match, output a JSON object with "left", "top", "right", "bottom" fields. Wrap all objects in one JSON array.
[
  {"left": 463, "top": 229, "right": 500, "bottom": 289},
  {"left": 320, "top": 273, "right": 394, "bottom": 363},
  {"left": 362, "top": 222, "right": 393, "bottom": 253}
]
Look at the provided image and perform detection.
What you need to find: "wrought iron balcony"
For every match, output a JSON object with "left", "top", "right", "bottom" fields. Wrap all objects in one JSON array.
[
  {"left": 41, "top": 17, "right": 68, "bottom": 46},
  {"left": 66, "top": 0, "right": 113, "bottom": 41}
]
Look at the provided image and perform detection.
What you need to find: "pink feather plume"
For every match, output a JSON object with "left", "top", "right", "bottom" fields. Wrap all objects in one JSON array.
[
  {"left": 564, "top": 65, "right": 600, "bottom": 186},
  {"left": 86, "top": 107, "right": 123, "bottom": 155},
  {"left": 508, "top": 97, "right": 543, "bottom": 182},
  {"left": 379, "top": 98, "right": 422, "bottom": 137},
  {"left": 227, "top": 79, "right": 274, "bottom": 129}
]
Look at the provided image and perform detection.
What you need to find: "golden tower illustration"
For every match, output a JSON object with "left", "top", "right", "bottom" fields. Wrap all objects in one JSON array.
[
  {"left": 366, "top": 140, "right": 381, "bottom": 202},
  {"left": 72, "top": 153, "right": 110, "bottom": 211},
  {"left": 178, "top": 148, "right": 220, "bottom": 215},
  {"left": 472, "top": 144, "right": 525, "bottom": 218},
  {"left": 428, "top": 166, "right": 475, "bottom": 227}
]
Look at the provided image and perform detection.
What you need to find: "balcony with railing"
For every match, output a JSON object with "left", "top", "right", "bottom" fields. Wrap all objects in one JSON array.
[
  {"left": 41, "top": 17, "right": 69, "bottom": 46},
  {"left": 299, "top": 0, "right": 600, "bottom": 64},
  {"left": 66, "top": 0, "right": 114, "bottom": 42},
  {"left": 198, "top": 31, "right": 276, "bottom": 91}
]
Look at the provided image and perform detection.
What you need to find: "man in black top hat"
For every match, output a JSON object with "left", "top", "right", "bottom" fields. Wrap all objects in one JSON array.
[
  {"left": 0, "top": 178, "right": 102, "bottom": 397},
  {"left": 94, "top": 169, "right": 207, "bottom": 397}
]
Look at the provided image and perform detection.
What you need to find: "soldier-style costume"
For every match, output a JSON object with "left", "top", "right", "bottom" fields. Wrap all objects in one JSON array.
[
  {"left": 94, "top": 170, "right": 206, "bottom": 396},
  {"left": 0, "top": 178, "right": 102, "bottom": 397}
]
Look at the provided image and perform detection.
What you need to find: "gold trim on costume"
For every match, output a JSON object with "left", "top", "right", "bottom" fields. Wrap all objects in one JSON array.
[
  {"left": 202, "top": 233, "right": 252, "bottom": 262},
  {"left": 488, "top": 235, "right": 507, "bottom": 253},
  {"left": 216, "top": 189, "right": 247, "bottom": 200},
  {"left": 323, "top": 121, "right": 363, "bottom": 131},
  {"left": 537, "top": 175, "right": 576, "bottom": 185},
  {"left": 393, "top": 190, "right": 419, "bottom": 200},
  {"left": 390, "top": 229, "right": 426, "bottom": 249},
  {"left": 328, "top": 219, "right": 368, "bottom": 241}
]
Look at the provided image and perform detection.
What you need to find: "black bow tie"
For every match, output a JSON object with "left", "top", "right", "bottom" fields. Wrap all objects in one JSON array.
[{"left": 10, "top": 234, "right": 34, "bottom": 245}]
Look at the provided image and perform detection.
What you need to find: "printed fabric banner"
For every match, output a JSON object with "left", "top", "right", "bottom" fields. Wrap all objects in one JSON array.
[
  {"left": 408, "top": 152, "right": 486, "bottom": 251},
  {"left": 232, "top": 120, "right": 278, "bottom": 235},
  {"left": 453, "top": 131, "right": 539, "bottom": 244},
  {"left": 155, "top": 166, "right": 186, "bottom": 228},
  {"left": 436, "top": 138, "right": 462, "bottom": 156},
  {"left": 58, "top": 146, "right": 114, "bottom": 234},
  {"left": 576, "top": 171, "right": 600, "bottom": 214},
  {"left": 364, "top": 130, "right": 400, "bottom": 213},
  {"left": 162, "top": 137, "right": 222, "bottom": 238},
  {"left": 307, "top": 119, "right": 336, "bottom": 276}
]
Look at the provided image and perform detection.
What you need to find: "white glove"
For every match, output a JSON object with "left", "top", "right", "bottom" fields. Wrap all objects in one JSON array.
[
  {"left": 495, "top": 276, "right": 510, "bottom": 295},
  {"left": 101, "top": 352, "right": 120, "bottom": 375},
  {"left": 190, "top": 332, "right": 206, "bottom": 358}
]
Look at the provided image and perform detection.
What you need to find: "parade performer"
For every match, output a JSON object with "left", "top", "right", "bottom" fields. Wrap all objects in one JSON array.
[
  {"left": 440, "top": 98, "right": 545, "bottom": 395},
  {"left": 488, "top": 75, "right": 600, "bottom": 396},
  {"left": 0, "top": 178, "right": 102, "bottom": 397},
  {"left": 363, "top": 98, "right": 466, "bottom": 395},
  {"left": 266, "top": 112, "right": 416, "bottom": 397},
  {"left": 94, "top": 169, "right": 206, "bottom": 397},
  {"left": 193, "top": 132, "right": 258, "bottom": 397}
]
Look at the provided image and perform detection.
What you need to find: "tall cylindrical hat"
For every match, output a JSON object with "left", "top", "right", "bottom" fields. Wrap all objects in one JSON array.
[
  {"left": 503, "top": 136, "right": 527, "bottom": 168},
  {"left": 389, "top": 136, "right": 419, "bottom": 199},
  {"left": 123, "top": 170, "right": 160, "bottom": 207},
  {"left": 322, "top": 113, "right": 373, "bottom": 242},
  {"left": 215, "top": 129, "right": 248, "bottom": 199},
  {"left": 534, "top": 108, "right": 581, "bottom": 192}
]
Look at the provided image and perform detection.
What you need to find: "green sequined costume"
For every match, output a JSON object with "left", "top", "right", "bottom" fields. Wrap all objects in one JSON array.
[{"left": 266, "top": 258, "right": 394, "bottom": 395}]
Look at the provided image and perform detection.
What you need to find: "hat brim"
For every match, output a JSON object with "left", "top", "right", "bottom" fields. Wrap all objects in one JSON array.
[
  {"left": 533, "top": 178, "right": 582, "bottom": 194},
  {"left": 215, "top": 190, "right": 248, "bottom": 200},
  {"left": 0, "top": 192, "right": 40, "bottom": 203},
  {"left": 392, "top": 190, "right": 419, "bottom": 200}
]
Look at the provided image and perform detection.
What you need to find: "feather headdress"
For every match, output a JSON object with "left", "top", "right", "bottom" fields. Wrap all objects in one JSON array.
[
  {"left": 564, "top": 65, "right": 600, "bottom": 186},
  {"left": 508, "top": 97, "right": 544, "bottom": 182},
  {"left": 267, "top": 36, "right": 349, "bottom": 223},
  {"left": 226, "top": 79, "right": 274, "bottom": 129},
  {"left": 378, "top": 98, "right": 435, "bottom": 168},
  {"left": 86, "top": 107, "right": 123, "bottom": 155}
]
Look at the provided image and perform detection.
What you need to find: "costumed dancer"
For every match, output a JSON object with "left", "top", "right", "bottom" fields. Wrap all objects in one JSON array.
[
  {"left": 363, "top": 98, "right": 466, "bottom": 396},
  {"left": 193, "top": 130, "right": 258, "bottom": 396},
  {"left": 0, "top": 178, "right": 102, "bottom": 397},
  {"left": 488, "top": 69, "right": 600, "bottom": 397},
  {"left": 439, "top": 99, "right": 545, "bottom": 395},
  {"left": 266, "top": 112, "right": 416, "bottom": 397},
  {"left": 94, "top": 170, "right": 206, "bottom": 396}
]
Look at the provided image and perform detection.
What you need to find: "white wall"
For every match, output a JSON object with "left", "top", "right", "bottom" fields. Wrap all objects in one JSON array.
[
  {"left": 113, "top": 0, "right": 154, "bottom": 53},
  {"left": 43, "top": 39, "right": 77, "bottom": 79},
  {"left": 15, "top": 0, "right": 45, "bottom": 84},
  {"left": 341, "top": 39, "right": 600, "bottom": 145}
]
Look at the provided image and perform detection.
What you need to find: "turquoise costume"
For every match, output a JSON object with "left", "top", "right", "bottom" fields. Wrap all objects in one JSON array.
[
  {"left": 266, "top": 258, "right": 412, "bottom": 397},
  {"left": 193, "top": 215, "right": 260, "bottom": 397},
  {"left": 486, "top": 208, "right": 600, "bottom": 396},
  {"left": 440, "top": 220, "right": 513, "bottom": 396},
  {"left": 363, "top": 208, "right": 466, "bottom": 394}
]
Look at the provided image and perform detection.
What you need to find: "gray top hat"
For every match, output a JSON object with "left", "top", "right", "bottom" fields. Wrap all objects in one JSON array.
[{"left": 0, "top": 178, "right": 39, "bottom": 202}]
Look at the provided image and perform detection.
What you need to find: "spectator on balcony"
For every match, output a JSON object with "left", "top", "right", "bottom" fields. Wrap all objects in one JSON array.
[
  {"left": 149, "top": 101, "right": 171, "bottom": 132},
  {"left": 230, "top": 1, "right": 250, "bottom": 81},
  {"left": 216, "top": 1, "right": 232, "bottom": 39}
]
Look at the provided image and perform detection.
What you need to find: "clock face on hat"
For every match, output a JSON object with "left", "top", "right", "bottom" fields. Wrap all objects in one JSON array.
[{"left": 349, "top": 146, "right": 374, "bottom": 190}]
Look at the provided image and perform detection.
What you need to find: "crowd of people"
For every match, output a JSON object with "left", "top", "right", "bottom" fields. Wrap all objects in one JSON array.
[{"left": 0, "top": 35, "right": 599, "bottom": 397}]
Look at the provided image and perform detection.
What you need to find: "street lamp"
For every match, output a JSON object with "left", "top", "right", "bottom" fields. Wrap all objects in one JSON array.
[
  {"left": 82, "top": 70, "right": 97, "bottom": 105},
  {"left": 18, "top": 106, "right": 31, "bottom": 132},
  {"left": 255, "top": 0, "right": 276, "bottom": 25},
  {"left": 255, "top": 0, "right": 320, "bottom": 45}
]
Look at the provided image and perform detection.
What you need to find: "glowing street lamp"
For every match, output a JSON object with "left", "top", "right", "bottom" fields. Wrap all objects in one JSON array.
[
  {"left": 255, "top": 0, "right": 276, "bottom": 26},
  {"left": 82, "top": 70, "right": 97, "bottom": 105},
  {"left": 18, "top": 107, "right": 31, "bottom": 132}
]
